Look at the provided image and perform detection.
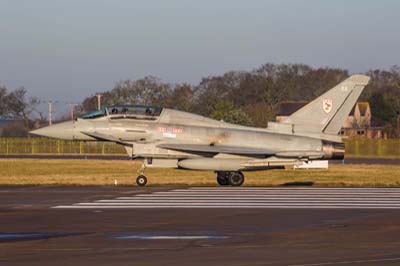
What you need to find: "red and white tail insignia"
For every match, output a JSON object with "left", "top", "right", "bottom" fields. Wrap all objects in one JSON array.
[{"left": 322, "top": 98, "right": 333, "bottom": 114}]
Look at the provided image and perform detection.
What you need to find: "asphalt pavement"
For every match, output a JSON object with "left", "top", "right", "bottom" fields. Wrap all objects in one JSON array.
[{"left": 1, "top": 186, "right": 400, "bottom": 266}]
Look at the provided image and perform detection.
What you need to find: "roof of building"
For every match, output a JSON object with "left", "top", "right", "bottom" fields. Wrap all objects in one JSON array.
[
  {"left": 275, "top": 101, "right": 307, "bottom": 116},
  {"left": 0, "top": 119, "right": 22, "bottom": 127},
  {"left": 358, "top": 102, "right": 370, "bottom": 116},
  {"left": 349, "top": 102, "right": 370, "bottom": 116}
]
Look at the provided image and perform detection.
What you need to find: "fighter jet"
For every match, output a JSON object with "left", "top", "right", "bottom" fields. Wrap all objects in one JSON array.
[{"left": 31, "top": 75, "right": 370, "bottom": 186}]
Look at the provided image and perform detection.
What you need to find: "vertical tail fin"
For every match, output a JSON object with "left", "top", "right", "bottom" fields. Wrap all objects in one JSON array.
[{"left": 282, "top": 75, "right": 370, "bottom": 135}]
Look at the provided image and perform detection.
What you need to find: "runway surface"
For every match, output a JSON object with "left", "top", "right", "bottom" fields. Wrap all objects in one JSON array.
[
  {"left": 1, "top": 186, "right": 400, "bottom": 266},
  {"left": 55, "top": 187, "right": 400, "bottom": 209}
]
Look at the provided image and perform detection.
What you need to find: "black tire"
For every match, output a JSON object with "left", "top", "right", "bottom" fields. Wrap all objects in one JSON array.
[
  {"left": 136, "top": 175, "right": 148, "bottom": 186},
  {"left": 216, "top": 172, "right": 229, "bottom": 186},
  {"left": 228, "top": 172, "right": 244, "bottom": 186}
]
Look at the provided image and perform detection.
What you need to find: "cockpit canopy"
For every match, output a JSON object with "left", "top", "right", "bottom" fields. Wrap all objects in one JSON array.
[
  {"left": 80, "top": 105, "right": 163, "bottom": 121},
  {"left": 80, "top": 108, "right": 107, "bottom": 119}
]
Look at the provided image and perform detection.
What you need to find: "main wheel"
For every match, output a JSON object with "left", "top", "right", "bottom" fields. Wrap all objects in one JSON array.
[
  {"left": 136, "top": 175, "right": 148, "bottom": 186},
  {"left": 216, "top": 172, "right": 229, "bottom": 186},
  {"left": 228, "top": 172, "right": 244, "bottom": 186}
]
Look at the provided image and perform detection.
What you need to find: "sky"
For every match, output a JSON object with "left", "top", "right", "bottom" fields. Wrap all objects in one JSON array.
[{"left": 0, "top": 0, "right": 399, "bottom": 108}]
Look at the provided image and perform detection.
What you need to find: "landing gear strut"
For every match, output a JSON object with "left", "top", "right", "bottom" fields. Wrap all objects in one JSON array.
[
  {"left": 216, "top": 171, "right": 245, "bottom": 186},
  {"left": 136, "top": 163, "right": 148, "bottom": 186}
]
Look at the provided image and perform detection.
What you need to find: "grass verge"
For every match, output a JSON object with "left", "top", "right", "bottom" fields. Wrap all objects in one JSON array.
[{"left": 1, "top": 159, "right": 400, "bottom": 187}]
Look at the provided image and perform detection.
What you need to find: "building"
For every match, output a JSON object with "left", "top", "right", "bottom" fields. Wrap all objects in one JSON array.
[
  {"left": 275, "top": 101, "right": 382, "bottom": 139},
  {"left": 340, "top": 102, "right": 382, "bottom": 138},
  {"left": 342, "top": 102, "right": 371, "bottom": 128}
]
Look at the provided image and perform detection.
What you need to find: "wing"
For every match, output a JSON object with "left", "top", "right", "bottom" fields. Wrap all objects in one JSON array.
[{"left": 157, "top": 143, "right": 277, "bottom": 157}]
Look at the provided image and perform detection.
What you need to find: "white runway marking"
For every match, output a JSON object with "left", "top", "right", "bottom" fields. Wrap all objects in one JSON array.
[
  {"left": 114, "top": 235, "right": 228, "bottom": 240},
  {"left": 287, "top": 257, "right": 400, "bottom": 266},
  {"left": 53, "top": 187, "right": 400, "bottom": 209}
]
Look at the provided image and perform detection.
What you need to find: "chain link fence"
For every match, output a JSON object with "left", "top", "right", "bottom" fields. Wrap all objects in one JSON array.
[
  {"left": 344, "top": 139, "right": 400, "bottom": 158},
  {"left": 0, "top": 138, "right": 126, "bottom": 155},
  {"left": 0, "top": 138, "right": 399, "bottom": 158}
]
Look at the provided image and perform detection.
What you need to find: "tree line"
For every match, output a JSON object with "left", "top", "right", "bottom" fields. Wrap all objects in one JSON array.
[
  {"left": 1, "top": 63, "right": 400, "bottom": 137},
  {"left": 81, "top": 64, "right": 400, "bottom": 136}
]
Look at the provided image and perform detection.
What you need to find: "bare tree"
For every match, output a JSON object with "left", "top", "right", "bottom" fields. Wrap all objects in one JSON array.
[{"left": 1, "top": 87, "right": 42, "bottom": 132}]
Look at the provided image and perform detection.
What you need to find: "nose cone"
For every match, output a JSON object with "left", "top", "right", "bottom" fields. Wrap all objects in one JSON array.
[{"left": 30, "top": 121, "right": 75, "bottom": 140}]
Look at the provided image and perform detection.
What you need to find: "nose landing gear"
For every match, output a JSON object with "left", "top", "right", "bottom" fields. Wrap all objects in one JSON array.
[
  {"left": 136, "top": 175, "right": 148, "bottom": 186},
  {"left": 136, "top": 163, "right": 148, "bottom": 186}
]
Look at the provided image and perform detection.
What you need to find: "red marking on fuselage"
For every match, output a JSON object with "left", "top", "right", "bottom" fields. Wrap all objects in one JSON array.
[
  {"left": 158, "top": 127, "right": 167, "bottom": 133},
  {"left": 172, "top": 128, "right": 183, "bottom": 134}
]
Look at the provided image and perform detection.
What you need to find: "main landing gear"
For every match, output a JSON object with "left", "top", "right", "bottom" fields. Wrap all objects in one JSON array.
[
  {"left": 216, "top": 171, "right": 245, "bottom": 186},
  {"left": 135, "top": 161, "right": 245, "bottom": 187},
  {"left": 136, "top": 163, "right": 148, "bottom": 186}
]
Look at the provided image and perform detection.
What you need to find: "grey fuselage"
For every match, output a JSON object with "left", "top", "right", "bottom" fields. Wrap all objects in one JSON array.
[{"left": 45, "top": 108, "right": 339, "bottom": 163}]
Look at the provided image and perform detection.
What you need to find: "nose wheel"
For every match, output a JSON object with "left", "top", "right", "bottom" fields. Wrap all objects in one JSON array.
[
  {"left": 136, "top": 175, "right": 148, "bottom": 186},
  {"left": 136, "top": 162, "right": 148, "bottom": 186}
]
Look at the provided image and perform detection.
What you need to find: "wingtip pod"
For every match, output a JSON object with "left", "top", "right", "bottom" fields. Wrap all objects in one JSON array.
[{"left": 346, "top": 74, "right": 370, "bottom": 85}]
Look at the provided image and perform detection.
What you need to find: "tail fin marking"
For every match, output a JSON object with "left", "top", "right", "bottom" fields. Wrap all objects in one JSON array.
[{"left": 282, "top": 75, "right": 370, "bottom": 135}]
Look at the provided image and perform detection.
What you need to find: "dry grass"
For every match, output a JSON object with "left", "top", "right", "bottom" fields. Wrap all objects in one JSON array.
[{"left": 0, "top": 159, "right": 400, "bottom": 187}]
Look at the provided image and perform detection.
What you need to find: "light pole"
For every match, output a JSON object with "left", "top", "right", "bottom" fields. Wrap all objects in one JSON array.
[
  {"left": 96, "top": 93, "right": 103, "bottom": 110},
  {"left": 69, "top": 103, "right": 78, "bottom": 120},
  {"left": 48, "top": 101, "right": 53, "bottom": 126}
]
